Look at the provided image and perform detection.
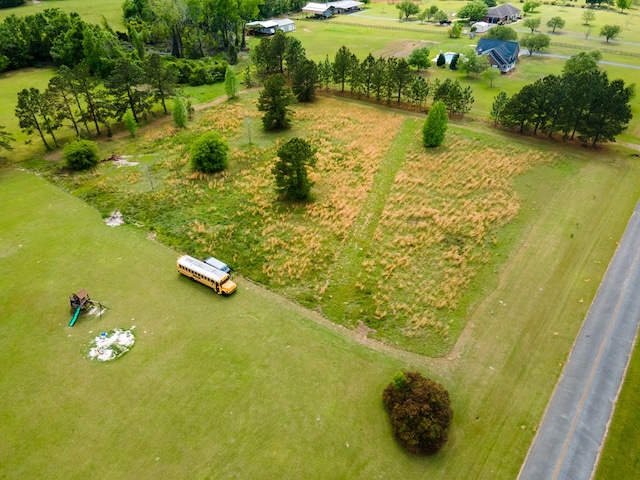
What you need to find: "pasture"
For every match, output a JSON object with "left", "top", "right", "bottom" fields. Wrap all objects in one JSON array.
[{"left": 2, "top": 0, "right": 640, "bottom": 477}]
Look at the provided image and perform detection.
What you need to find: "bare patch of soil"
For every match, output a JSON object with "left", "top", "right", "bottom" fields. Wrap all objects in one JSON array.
[{"left": 374, "top": 39, "right": 436, "bottom": 59}]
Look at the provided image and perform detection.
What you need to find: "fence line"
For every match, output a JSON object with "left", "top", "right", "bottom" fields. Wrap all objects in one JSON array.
[{"left": 295, "top": 17, "right": 442, "bottom": 35}]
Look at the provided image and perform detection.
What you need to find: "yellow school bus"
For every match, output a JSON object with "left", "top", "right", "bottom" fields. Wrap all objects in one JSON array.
[{"left": 177, "top": 255, "right": 237, "bottom": 295}]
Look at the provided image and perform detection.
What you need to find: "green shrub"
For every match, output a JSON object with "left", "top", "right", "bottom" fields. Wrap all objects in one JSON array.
[
  {"left": 63, "top": 139, "right": 99, "bottom": 171},
  {"left": 423, "top": 101, "right": 448, "bottom": 148},
  {"left": 190, "top": 132, "right": 229, "bottom": 173},
  {"left": 123, "top": 110, "right": 138, "bottom": 137},
  {"left": 173, "top": 96, "right": 188, "bottom": 128},
  {"left": 382, "top": 371, "right": 453, "bottom": 455},
  {"left": 169, "top": 58, "right": 229, "bottom": 85}
]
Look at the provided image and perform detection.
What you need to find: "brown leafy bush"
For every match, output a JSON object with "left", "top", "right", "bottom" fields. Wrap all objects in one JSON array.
[{"left": 382, "top": 371, "right": 453, "bottom": 455}]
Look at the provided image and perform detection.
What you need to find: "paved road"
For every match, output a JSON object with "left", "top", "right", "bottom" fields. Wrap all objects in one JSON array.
[{"left": 518, "top": 202, "right": 640, "bottom": 480}]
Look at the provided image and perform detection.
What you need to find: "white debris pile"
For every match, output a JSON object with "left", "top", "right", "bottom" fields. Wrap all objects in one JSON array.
[
  {"left": 105, "top": 211, "right": 124, "bottom": 227},
  {"left": 113, "top": 158, "right": 139, "bottom": 167},
  {"left": 88, "top": 328, "right": 136, "bottom": 361}
]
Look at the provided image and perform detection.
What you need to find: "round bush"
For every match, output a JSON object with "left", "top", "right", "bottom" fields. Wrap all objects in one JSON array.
[
  {"left": 63, "top": 139, "right": 99, "bottom": 171},
  {"left": 382, "top": 371, "right": 453, "bottom": 455},
  {"left": 190, "top": 131, "right": 229, "bottom": 173}
]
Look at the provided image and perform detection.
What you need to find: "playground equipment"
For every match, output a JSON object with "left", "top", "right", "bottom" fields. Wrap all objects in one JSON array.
[{"left": 68, "top": 289, "right": 106, "bottom": 327}]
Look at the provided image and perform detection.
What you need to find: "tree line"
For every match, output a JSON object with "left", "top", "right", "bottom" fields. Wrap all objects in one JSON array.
[
  {"left": 492, "top": 59, "right": 634, "bottom": 147},
  {"left": 122, "top": 0, "right": 295, "bottom": 62},
  {"left": 2, "top": 7, "right": 236, "bottom": 151},
  {"left": 14, "top": 50, "right": 178, "bottom": 150},
  {"left": 252, "top": 34, "right": 475, "bottom": 117}
]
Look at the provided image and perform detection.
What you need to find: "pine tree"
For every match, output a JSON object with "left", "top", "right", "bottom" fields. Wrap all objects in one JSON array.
[{"left": 272, "top": 137, "right": 317, "bottom": 200}]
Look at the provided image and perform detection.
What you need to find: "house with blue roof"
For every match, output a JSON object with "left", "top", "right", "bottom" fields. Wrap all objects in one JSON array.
[{"left": 475, "top": 39, "right": 520, "bottom": 73}]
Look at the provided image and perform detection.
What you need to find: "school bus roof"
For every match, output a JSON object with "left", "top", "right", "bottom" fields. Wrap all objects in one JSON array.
[{"left": 177, "top": 255, "right": 230, "bottom": 282}]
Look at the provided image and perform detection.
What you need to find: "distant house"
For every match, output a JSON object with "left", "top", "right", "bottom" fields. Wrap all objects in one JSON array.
[
  {"left": 483, "top": 3, "right": 521, "bottom": 24},
  {"left": 302, "top": 2, "right": 334, "bottom": 18},
  {"left": 476, "top": 39, "right": 520, "bottom": 73},
  {"left": 329, "top": 0, "right": 364, "bottom": 14},
  {"left": 246, "top": 19, "right": 296, "bottom": 35},
  {"left": 301, "top": 1, "right": 363, "bottom": 18}
]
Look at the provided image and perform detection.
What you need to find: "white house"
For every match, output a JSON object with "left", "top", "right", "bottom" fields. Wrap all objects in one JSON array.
[{"left": 246, "top": 19, "right": 296, "bottom": 35}]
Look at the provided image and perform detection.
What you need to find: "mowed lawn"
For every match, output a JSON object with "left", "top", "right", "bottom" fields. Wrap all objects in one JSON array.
[{"left": 0, "top": 169, "right": 422, "bottom": 479}]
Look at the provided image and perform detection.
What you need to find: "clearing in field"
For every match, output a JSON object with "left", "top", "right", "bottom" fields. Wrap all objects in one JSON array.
[{"left": 373, "top": 39, "right": 436, "bottom": 58}]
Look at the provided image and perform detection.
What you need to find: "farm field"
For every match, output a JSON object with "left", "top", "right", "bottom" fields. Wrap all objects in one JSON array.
[{"left": 2, "top": 0, "right": 640, "bottom": 477}]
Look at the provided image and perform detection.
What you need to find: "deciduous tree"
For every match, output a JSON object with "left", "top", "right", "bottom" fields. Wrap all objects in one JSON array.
[
  {"left": 485, "top": 25, "right": 518, "bottom": 41},
  {"left": 546, "top": 16, "right": 566, "bottom": 33},
  {"left": 396, "top": 0, "right": 420, "bottom": 20},
  {"left": 600, "top": 25, "right": 621, "bottom": 43},
  {"left": 523, "top": 17, "right": 541, "bottom": 33},
  {"left": 616, "top": 0, "right": 631, "bottom": 13},
  {"left": 520, "top": 33, "right": 550, "bottom": 55},
  {"left": 459, "top": 47, "right": 490, "bottom": 78},
  {"left": 407, "top": 46, "right": 430, "bottom": 72},
  {"left": 458, "top": 1, "right": 489, "bottom": 22},
  {"left": 562, "top": 51, "right": 601, "bottom": 75},
  {"left": 382, "top": 371, "right": 453, "bottom": 454},
  {"left": 581, "top": 10, "right": 595, "bottom": 26},
  {"left": 482, "top": 66, "right": 500, "bottom": 87}
]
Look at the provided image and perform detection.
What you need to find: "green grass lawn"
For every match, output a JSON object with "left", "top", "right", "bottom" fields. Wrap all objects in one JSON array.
[
  {"left": 0, "top": 0, "right": 126, "bottom": 30},
  {"left": 0, "top": 168, "right": 420, "bottom": 479},
  {"left": 595, "top": 334, "right": 640, "bottom": 479}
]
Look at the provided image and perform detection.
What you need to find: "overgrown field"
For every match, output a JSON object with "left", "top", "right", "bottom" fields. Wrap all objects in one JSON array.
[{"left": 45, "top": 95, "right": 559, "bottom": 356}]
